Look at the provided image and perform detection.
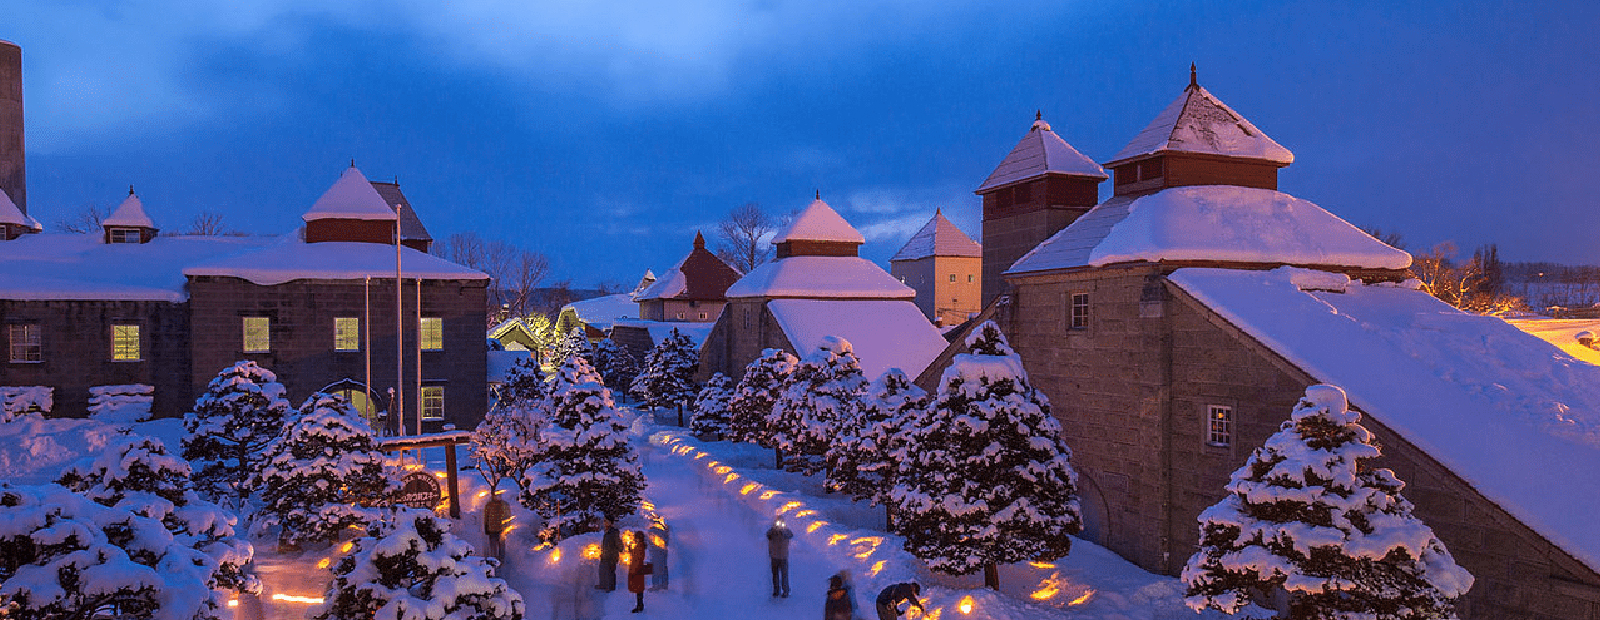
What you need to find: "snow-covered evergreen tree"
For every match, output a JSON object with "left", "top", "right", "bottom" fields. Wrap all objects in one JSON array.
[
  {"left": 497, "top": 355, "right": 548, "bottom": 407},
  {"left": 56, "top": 435, "right": 258, "bottom": 598},
  {"left": 768, "top": 337, "right": 866, "bottom": 474},
  {"left": 724, "top": 348, "right": 799, "bottom": 447},
  {"left": 520, "top": 355, "right": 645, "bottom": 539},
  {"left": 553, "top": 326, "right": 593, "bottom": 366},
  {"left": 471, "top": 398, "right": 545, "bottom": 495},
  {"left": 316, "top": 508, "right": 523, "bottom": 620},
  {"left": 628, "top": 328, "right": 700, "bottom": 411},
  {"left": 0, "top": 483, "right": 222, "bottom": 620},
  {"left": 182, "top": 361, "right": 293, "bottom": 502},
  {"left": 689, "top": 372, "right": 735, "bottom": 439},
  {"left": 252, "top": 392, "right": 395, "bottom": 546},
  {"left": 826, "top": 368, "right": 928, "bottom": 503},
  {"left": 591, "top": 337, "right": 639, "bottom": 396},
  {"left": 1182, "top": 385, "right": 1473, "bottom": 620},
  {"left": 890, "top": 321, "right": 1081, "bottom": 589}
]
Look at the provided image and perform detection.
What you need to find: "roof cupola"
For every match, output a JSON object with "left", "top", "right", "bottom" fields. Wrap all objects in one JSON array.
[
  {"left": 103, "top": 186, "right": 158, "bottom": 244},
  {"left": 772, "top": 196, "right": 865, "bottom": 259}
]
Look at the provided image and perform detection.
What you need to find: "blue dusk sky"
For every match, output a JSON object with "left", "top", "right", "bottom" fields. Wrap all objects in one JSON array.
[{"left": 5, "top": 1, "right": 1598, "bottom": 287}]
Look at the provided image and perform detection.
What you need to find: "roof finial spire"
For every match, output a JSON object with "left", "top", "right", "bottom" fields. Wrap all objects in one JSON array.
[
  {"left": 128, "top": 185, "right": 135, "bottom": 196},
  {"left": 1035, "top": 110, "right": 1042, "bottom": 121},
  {"left": 815, "top": 189, "right": 821, "bottom": 200},
  {"left": 349, "top": 158, "right": 356, "bottom": 168},
  {"left": 1189, "top": 63, "right": 1198, "bottom": 88}
]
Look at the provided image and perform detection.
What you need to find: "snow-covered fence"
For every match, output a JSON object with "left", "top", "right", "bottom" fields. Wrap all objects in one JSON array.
[
  {"left": 87, "top": 384, "right": 153, "bottom": 423},
  {"left": 1, "top": 386, "right": 52, "bottom": 421}
]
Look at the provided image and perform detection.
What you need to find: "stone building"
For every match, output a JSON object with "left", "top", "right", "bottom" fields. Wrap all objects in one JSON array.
[
  {"left": 700, "top": 196, "right": 947, "bottom": 381},
  {"left": 634, "top": 232, "right": 741, "bottom": 323},
  {"left": 889, "top": 210, "right": 982, "bottom": 327},
  {"left": 961, "top": 72, "right": 1600, "bottom": 619}
]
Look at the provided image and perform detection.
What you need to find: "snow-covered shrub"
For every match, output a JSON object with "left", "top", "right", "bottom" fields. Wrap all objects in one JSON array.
[
  {"left": 689, "top": 372, "right": 735, "bottom": 439},
  {"left": 471, "top": 398, "right": 545, "bottom": 495},
  {"left": 724, "top": 348, "right": 798, "bottom": 447},
  {"left": 0, "top": 386, "right": 51, "bottom": 422},
  {"left": 55, "top": 435, "right": 258, "bottom": 597},
  {"left": 768, "top": 337, "right": 866, "bottom": 474},
  {"left": 591, "top": 337, "right": 639, "bottom": 396},
  {"left": 1182, "top": 385, "right": 1473, "bottom": 620},
  {"left": 520, "top": 355, "right": 644, "bottom": 540},
  {"left": 251, "top": 392, "right": 396, "bottom": 546},
  {"left": 553, "top": 326, "right": 593, "bottom": 368},
  {"left": 316, "top": 508, "right": 524, "bottom": 620},
  {"left": 827, "top": 367, "right": 928, "bottom": 503},
  {"left": 628, "top": 328, "right": 700, "bottom": 411},
  {"left": 0, "top": 483, "right": 221, "bottom": 620},
  {"left": 88, "top": 384, "right": 154, "bottom": 423},
  {"left": 497, "top": 355, "right": 548, "bottom": 407},
  {"left": 890, "top": 321, "right": 1081, "bottom": 588},
  {"left": 182, "top": 361, "right": 293, "bottom": 501}
]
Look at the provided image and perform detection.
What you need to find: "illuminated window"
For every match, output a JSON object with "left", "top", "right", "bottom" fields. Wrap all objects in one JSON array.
[
  {"left": 419, "top": 317, "right": 443, "bottom": 350},
  {"left": 9, "top": 324, "right": 41, "bottom": 362},
  {"left": 109, "top": 228, "right": 142, "bottom": 244},
  {"left": 112, "top": 324, "right": 141, "bottom": 361},
  {"left": 1069, "top": 293, "right": 1090, "bottom": 330},
  {"left": 242, "top": 317, "right": 270, "bottom": 352},
  {"left": 421, "top": 386, "right": 445, "bottom": 420},
  {"left": 1208, "top": 405, "right": 1233, "bottom": 446},
  {"left": 675, "top": 312, "right": 684, "bottom": 319},
  {"left": 698, "top": 312, "right": 708, "bottom": 320},
  {"left": 335, "top": 317, "right": 360, "bottom": 351}
]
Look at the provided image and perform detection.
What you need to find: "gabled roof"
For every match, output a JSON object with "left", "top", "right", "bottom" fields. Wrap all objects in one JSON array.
[
  {"left": 976, "top": 116, "right": 1107, "bottom": 193},
  {"left": 0, "top": 188, "right": 23, "bottom": 226},
  {"left": 725, "top": 256, "right": 914, "bottom": 300},
  {"left": 890, "top": 210, "right": 981, "bottom": 261},
  {"left": 1109, "top": 79, "right": 1293, "bottom": 166},
  {"left": 103, "top": 191, "right": 156, "bottom": 228},
  {"left": 1171, "top": 267, "right": 1600, "bottom": 573},
  {"left": 563, "top": 293, "right": 639, "bottom": 331},
  {"left": 772, "top": 197, "right": 865, "bottom": 244},
  {"left": 636, "top": 233, "right": 742, "bottom": 301},
  {"left": 371, "top": 182, "right": 432, "bottom": 242},
  {"left": 767, "top": 299, "right": 948, "bottom": 379},
  {"left": 302, "top": 166, "right": 399, "bottom": 222},
  {"left": 1007, "top": 185, "right": 1411, "bottom": 275}
]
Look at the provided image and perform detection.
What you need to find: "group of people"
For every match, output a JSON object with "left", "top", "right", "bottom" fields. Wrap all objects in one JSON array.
[
  {"left": 597, "top": 517, "right": 670, "bottom": 614},
  {"left": 768, "top": 519, "right": 926, "bottom": 620}
]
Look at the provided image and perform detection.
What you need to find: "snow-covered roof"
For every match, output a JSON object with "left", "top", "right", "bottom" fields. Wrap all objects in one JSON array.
[
  {"left": 1007, "top": 186, "right": 1411, "bottom": 275},
  {"left": 0, "top": 233, "right": 271, "bottom": 301},
  {"left": 772, "top": 198, "right": 865, "bottom": 244},
  {"left": 185, "top": 239, "right": 487, "bottom": 285},
  {"left": 372, "top": 182, "right": 432, "bottom": 242},
  {"left": 634, "top": 258, "right": 689, "bottom": 300},
  {"left": 301, "top": 166, "right": 398, "bottom": 222},
  {"left": 103, "top": 192, "right": 155, "bottom": 228},
  {"left": 976, "top": 117, "right": 1107, "bottom": 193},
  {"left": 1110, "top": 83, "right": 1293, "bottom": 165},
  {"left": 563, "top": 293, "right": 640, "bottom": 331},
  {"left": 890, "top": 210, "right": 981, "bottom": 261},
  {"left": 0, "top": 188, "right": 24, "bottom": 226},
  {"left": 725, "top": 256, "right": 914, "bottom": 300},
  {"left": 767, "top": 299, "right": 948, "bottom": 379},
  {"left": 1171, "top": 267, "right": 1600, "bottom": 573},
  {"left": 611, "top": 319, "right": 715, "bottom": 348}
]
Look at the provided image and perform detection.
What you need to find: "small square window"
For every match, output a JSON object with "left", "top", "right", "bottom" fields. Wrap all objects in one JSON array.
[
  {"left": 335, "top": 317, "right": 360, "bottom": 351},
  {"left": 967, "top": 274, "right": 974, "bottom": 283},
  {"left": 1069, "top": 293, "right": 1090, "bottom": 330},
  {"left": 420, "top": 317, "right": 443, "bottom": 351},
  {"left": 112, "top": 324, "right": 141, "bottom": 361},
  {"left": 109, "top": 228, "right": 142, "bottom": 244},
  {"left": 698, "top": 312, "right": 708, "bottom": 320},
  {"left": 421, "top": 386, "right": 445, "bottom": 420},
  {"left": 242, "top": 317, "right": 270, "bottom": 353},
  {"left": 9, "top": 324, "right": 41, "bottom": 363},
  {"left": 1208, "top": 405, "right": 1233, "bottom": 447},
  {"left": 675, "top": 312, "right": 684, "bottom": 320}
]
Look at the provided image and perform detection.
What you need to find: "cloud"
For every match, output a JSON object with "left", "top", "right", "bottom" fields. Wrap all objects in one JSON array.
[{"left": 835, "top": 184, "right": 978, "bottom": 244}]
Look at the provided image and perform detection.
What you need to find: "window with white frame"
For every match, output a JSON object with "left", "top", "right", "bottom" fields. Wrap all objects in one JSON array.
[
  {"left": 335, "top": 317, "right": 360, "bottom": 351},
  {"left": 112, "top": 324, "right": 141, "bottom": 361},
  {"left": 419, "top": 317, "right": 443, "bottom": 350},
  {"left": 421, "top": 386, "right": 445, "bottom": 420},
  {"left": 242, "top": 317, "right": 270, "bottom": 352},
  {"left": 9, "top": 324, "right": 41, "bottom": 362},
  {"left": 1069, "top": 293, "right": 1090, "bottom": 330},
  {"left": 1207, "top": 405, "right": 1233, "bottom": 446},
  {"left": 109, "top": 228, "right": 142, "bottom": 244}
]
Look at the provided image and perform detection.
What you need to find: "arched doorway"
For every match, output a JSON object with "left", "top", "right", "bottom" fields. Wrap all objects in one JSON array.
[
  {"left": 321, "top": 379, "right": 386, "bottom": 429},
  {"left": 1075, "top": 470, "right": 1112, "bottom": 548}
]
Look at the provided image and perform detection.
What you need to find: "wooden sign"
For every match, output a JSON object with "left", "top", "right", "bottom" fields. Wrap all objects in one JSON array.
[{"left": 396, "top": 471, "right": 443, "bottom": 509}]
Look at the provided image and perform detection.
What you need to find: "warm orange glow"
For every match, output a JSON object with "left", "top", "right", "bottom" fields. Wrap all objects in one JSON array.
[
  {"left": 549, "top": 548, "right": 563, "bottom": 564},
  {"left": 740, "top": 482, "right": 760, "bottom": 495},
  {"left": 777, "top": 501, "right": 803, "bottom": 515},
  {"left": 723, "top": 472, "right": 740, "bottom": 483},
  {"left": 714, "top": 465, "right": 733, "bottom": 475},
  {"left": 1027, "top": 561, "right": 1056, "bottom": 569},
  {"left": 340, "top": 542, "right": 355, "bottom": 553},
  {"left": 792, "top": 509, "right": 817, "bottom": 518},
  {"left": 582, "top": 544, "right": 602, "bottom": 560},
  {"left": 650, "top": 535, "right": 666, "bottom": 547},
  {"left": 434, "top": 471, "right": 447, "bottom": 478},
  {"left": 759, "top": 490, "right": 780, "bottom": 500},
  {"left": 316, "top": 558, "right": 331, "bottom": 569},
  {"left": 705, "top": 460, "right": 721, "bottom": 469},
  {"left": 806, "top": 521, "right": 826, "bottom": 533},
  {"left": 477, "top": 490, "right": 489, "bottom": 498},
  {"left": 850, "top": 536, "right": 884, "bottom": 559},
  {"left": 868, "top": 560, "right": 886, "bottom": 576},
  {"left": 270, "top": 594, "right": 325, "bottom": 604},
  {"left": 957, "top": 595, "right": 974, "bottom": 615},
  {"left": 1069, "top": 589, "right": 1096, "bottom": 606},
  {"left": 827, "top": 534, "right": 847, "bottom": 546},
  {"left": 226, "top": 599, "right": 239, "bottom": 608},
  {"left": 640, "top": 500, "right": 657, "bottom": 511}
]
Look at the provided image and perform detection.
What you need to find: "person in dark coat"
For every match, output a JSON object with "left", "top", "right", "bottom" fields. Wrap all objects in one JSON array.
[
  {"left": 482, "top": 494, "right": 510, "bottom": 560},
  {"left": 766, "top": 518, "right": 793, "bottom": 598},
  {"left": 597, "top": 517, "right": 622, "bottom": 592},
  {"left": 875, "top": 582, "right": 924, "bottom": 620},
  {"left": 824, "top": 573, "right": 854, "bottom": 620},
  {"left": 626, "top": 530, "right": 649, "bottom": 613}
]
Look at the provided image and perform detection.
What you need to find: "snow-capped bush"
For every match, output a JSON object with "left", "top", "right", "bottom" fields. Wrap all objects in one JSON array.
[
  {"left": 827, "top": 367, "right": 928, "bottom": 503},
  {"left": 182, "top": 361, "right": 293, "bottom": 501},
  {"left": 591, "top": 337, "right": 639, "bottom": 395},
  {"left": 689, "top": 372, "right": 735, "bottom": 439},
  {"left": 1182, "top": 385, "right": 1473, "bottom": 620},
  {"left": 316, "top": 508, "right": 524, "bottom": 620},
  {"left": 497, "top": 356, "right": 548, "bottom": 407},
  {"left": 88, "top": 384, "right": 154, "bottom": 423},
  {"left": 725, "top": 348, "right": 798, "bottom": 448},
  {"left": 521, "top": 355, "right": 644, "bottom": 540},
  {"left": 0, "top": 386, "right": 51, "bottom": 422},
  {"left": 251, "top": 392, "right": 396, "bottom": 545},
  {"left": 629, "top": 328, "right": 699, "bottom": 410},
  {"left": 471, "top": 398, "right": 546, "bottom": 495},
  {"left": 890, "top": 321, "right": 1081, "bottom": 588},
  {"left": 769, "top": 337, "right": 866, "bottom": 474}
]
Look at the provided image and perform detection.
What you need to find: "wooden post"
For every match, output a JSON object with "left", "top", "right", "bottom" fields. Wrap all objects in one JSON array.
[
  {"left": 445, "top": 441, "right": 461, "bottom": 519},
  {"left": 984, "top": 563, "right": 999, "bottom": 590}
]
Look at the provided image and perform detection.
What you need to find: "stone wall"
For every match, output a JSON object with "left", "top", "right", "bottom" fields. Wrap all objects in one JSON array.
[
  {"left": 0, "top": 299, "right": 190, "bottom": 418},
  {"left": 698, "top": 299, "right": 793, "bottom": 381}
]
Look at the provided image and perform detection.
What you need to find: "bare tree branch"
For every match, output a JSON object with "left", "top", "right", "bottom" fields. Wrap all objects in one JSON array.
[
  {"left": 55, "top": 203, "right": 108, "bottom": 234},
  {"left": 713, "top": 202, "right": 775, "bottom": 273}
]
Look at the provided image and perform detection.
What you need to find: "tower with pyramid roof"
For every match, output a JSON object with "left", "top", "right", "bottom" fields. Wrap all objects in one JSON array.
[
  {"left": 102, "top": 187, "right": 159, "bottom": 244},
  {"left": 889, "top": 209, "right": 982, "bottom": 326}
]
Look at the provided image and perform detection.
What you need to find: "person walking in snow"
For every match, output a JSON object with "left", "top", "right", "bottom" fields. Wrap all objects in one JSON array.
[
  {"left": 647, "top": 521, "right": 670, "bottom": 590},
  {"left": 767, "top": 518, "right": 793, "bottom": 598},
  {"left": 598, "top": 517, "right": 622, "bottom": 592},
  {"left": 626, "top": 530, "right": 650, "bottom": 613},
  {"left": 483, "top": 494, "right": 510, "bottom": 560},
  {"left": 824, "top": 573, "right": 854, "bottom": 620},
  {"left": 874, "top": 582, "right": 924, "bottom": 620}
]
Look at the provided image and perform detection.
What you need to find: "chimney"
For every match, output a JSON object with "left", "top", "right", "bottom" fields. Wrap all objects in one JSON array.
[{"left": 0, "top": 40, "right": 21, "bottom": 214}]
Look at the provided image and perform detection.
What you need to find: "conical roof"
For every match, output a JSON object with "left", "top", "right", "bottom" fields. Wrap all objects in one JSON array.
[
  {"left": 0, "top": 188, "right": 23, "bottom": 226},
  {"left": 772, "top": 197, "right": 865, "bottom": 244},
  {"left": 1110, "top": 79, "right": 1293, "bottom": 166},
  {"left": 891, "top": 210, "right": 981, "bottom": 261},
  {"left": 302, "top": 166, "right": 399, "bottom": 222},
  {"left": 104, "top": 190, "right": 155, "bottom": 228},
  {"left": 976, "top": 116, "right": 1107, "bottom": 193}
]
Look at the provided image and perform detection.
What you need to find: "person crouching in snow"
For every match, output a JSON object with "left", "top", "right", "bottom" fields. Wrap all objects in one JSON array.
[
  {"left": 875, "top": 582, "right": 924, "bottom": 620},
  {"left": 627, "top": 530, "right": 651, "bottom": 613},
  {"left": 766, "top": 518, "right": 793, "bottom": 598},
  {"left": 824, "top": 573, "right": 854, "bottom": 620}
]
